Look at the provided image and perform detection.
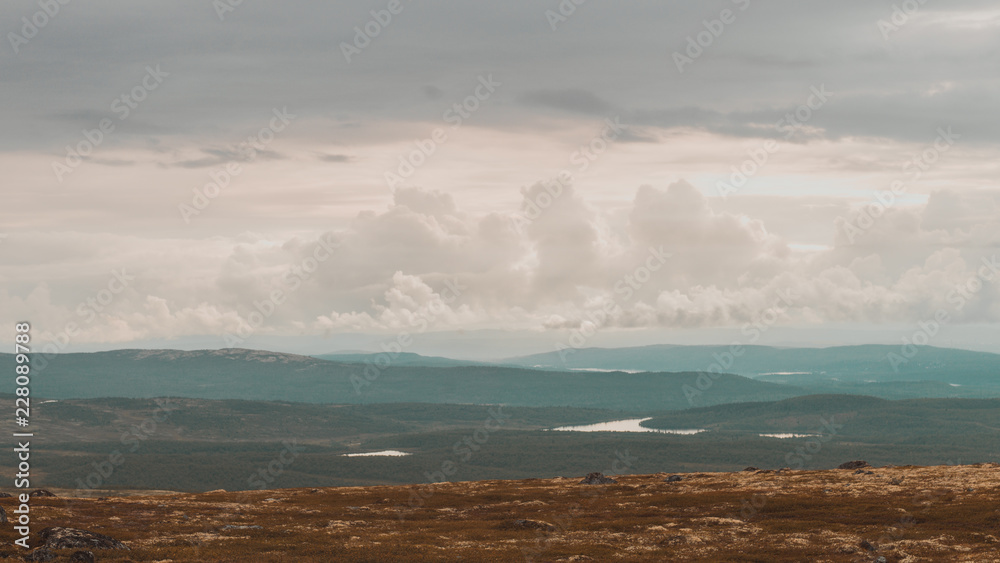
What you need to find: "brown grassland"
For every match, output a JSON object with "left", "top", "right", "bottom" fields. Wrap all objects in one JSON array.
[{"left": 0, "top": 464, "right": 998, "bottom": 562}]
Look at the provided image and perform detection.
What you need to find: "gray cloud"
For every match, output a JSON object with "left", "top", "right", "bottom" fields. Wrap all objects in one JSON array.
[
  {"left": 2, "top": 0, "right": 998, "bottom": 348},
  {"left": 519, "top": 89, "right": 614, "bottom": 116}
]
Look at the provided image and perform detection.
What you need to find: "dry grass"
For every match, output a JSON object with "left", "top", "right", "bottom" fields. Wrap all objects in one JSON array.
[{"left": 0, "top": 464, "right": 998, "bottom": 561}]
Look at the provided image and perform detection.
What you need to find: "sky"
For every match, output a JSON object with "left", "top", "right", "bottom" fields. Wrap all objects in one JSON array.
[{"left": 2, "top": 0, "right": 999, "bottom": 358}]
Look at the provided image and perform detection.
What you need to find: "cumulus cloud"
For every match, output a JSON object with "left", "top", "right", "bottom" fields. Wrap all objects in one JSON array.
[
  {"left": 2, "top": 1, "right": 999, "bottom": 350},
  {"left": 6, "top": 182, "right": 998, "bottom": 347}
]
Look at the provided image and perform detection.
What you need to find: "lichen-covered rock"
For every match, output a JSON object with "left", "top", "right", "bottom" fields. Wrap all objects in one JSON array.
[
  {"left": 501, "top": 519, "right": 556, "bottom": 532},
  {"left": 69, "top": 551, "right": 97, "bottom": 563},
  {"left": 579, "top": 472, "right": 617, "bottom": 485},
  {"left": 25, "top": 548, "right": 56, "bottom": 562},
  {"left": 838, "top": 460, "right": 870, "bottom": 470},
  {"left": 38, "top": 527, "right": 128, "bottom": 550}
]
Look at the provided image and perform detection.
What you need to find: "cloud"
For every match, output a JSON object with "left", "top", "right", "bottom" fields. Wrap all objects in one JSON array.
[
  {"left": 317, "top": 153, "right": 356, "bottom": 163},
  {"left": 520, "top": 89, "right": 614, "bottom": 116},
  {"left": 7, "top": 183, "right": 997, "bottom": 345}
]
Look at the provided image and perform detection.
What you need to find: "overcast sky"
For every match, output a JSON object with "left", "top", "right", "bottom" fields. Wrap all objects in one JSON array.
[{"left": 2, "top": 0, "right": 999, "bottom": 356}]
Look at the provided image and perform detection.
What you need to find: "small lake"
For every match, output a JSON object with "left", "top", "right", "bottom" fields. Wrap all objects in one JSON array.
[
  {"left": 758, "top": 433, "right": 818, "bottom": 439},
  {"left": 548, "top": 418, "right": 705, "bottom": 435},
  {"left": 341, "top": 450, "right": 412, "bottom": 457}
]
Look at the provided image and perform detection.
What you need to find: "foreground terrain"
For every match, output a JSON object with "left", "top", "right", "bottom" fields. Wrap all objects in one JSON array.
[{"left": 1, "top": 464, "right": 998, "bottom": 561}]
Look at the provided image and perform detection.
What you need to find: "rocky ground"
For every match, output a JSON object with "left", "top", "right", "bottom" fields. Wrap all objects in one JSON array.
[{"left": 0, "top": 463, "right": 998, "bottom": 561}]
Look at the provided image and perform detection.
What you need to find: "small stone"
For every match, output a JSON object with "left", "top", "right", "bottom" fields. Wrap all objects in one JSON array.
[
  {"left": 665, "top": 475, "right": 682, "bottom": 483},
  {"left": 220, "top": 524, "right": 263, "bottom": 531},
  {"left": 25, "top": 549, "right": 56, "bottom": 562},
  {"left": 69, "top": 551, "right": 97, "bottom": 563},
  {"left": 503, "top": 519, "right": 556, "bottom": 532},
  {"left": 38, "top": 527, "right": 129, "bottom": 550},
  {"left": 838, "top": 461, "right": 870, "bottom": 470},
  {"left": 579, "top": 472, "right": 617, "bottom": 485}
]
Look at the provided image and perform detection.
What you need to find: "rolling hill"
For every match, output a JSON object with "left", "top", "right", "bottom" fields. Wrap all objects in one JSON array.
[
  {"left": 505, "top": 344, "right": 1000, "bottom": 389},
  {"left": 1, "top": 348, "right": 805, "bottom": 410}
]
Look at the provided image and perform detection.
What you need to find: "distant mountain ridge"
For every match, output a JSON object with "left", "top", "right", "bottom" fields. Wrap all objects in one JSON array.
[
  {"left": 314, "top": 351, "right": 493, "bottom": 368},
  {"left": 504, "top": 344, "right": 1000, "bottom": 388},
  {"left": 5, "top": 344, "right": 1000, "bottom": 407},
  {"left": 0, "top": 348, "right": 803, "bottom": 410}
]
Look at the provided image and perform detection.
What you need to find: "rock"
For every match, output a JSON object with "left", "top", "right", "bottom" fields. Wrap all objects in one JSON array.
[
  {"left": 889, "top": 477, "right": 904, "bottom": 485},
  {"left": 876, "top": 557, "right": 887, "bottom": 563},
  {"left": 38, "top": 527, "right": 129, "bottom": 550},
  {"left": 0, "top": 492, "right": 12, "bottom": 498},
  {"left": 742, "top": 466, "right": 759, "bottom": 472},
  {"left": 204, "top": 489, "right": 227, "bottom": 494},
  {"left": 665, "top": 475, "right": 682, "bottom": 483},
  {"left": 69, "top": 551, "right": 97, "bottom": 563},
  {"left": 0, "top": 506, "right": 5, "bottom": 523},
  {"left": 501, "top": 519, "right": 556, "bottom": 532},
  {"left": 838, "top": 461, "right": 870, "bottom": 470},
  {"left": 25, "top": 549, "right": 56, "bottom": 561},
  {"left": 220, "top": 524, "right": 262, "bottom": 531},
  {"left": 579, "top": 472, "right": 617, "bottom": 485},
  {"left": 860, "top": 539, "right": 877, "bottom": 552},
  {"left": 29, "top": 489, "right": 57, "bottom": 497}
]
